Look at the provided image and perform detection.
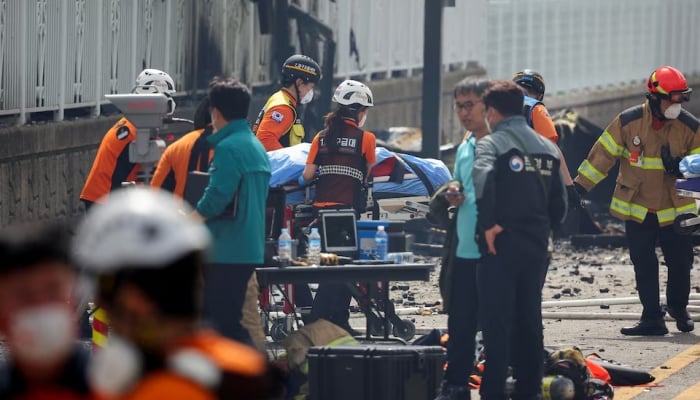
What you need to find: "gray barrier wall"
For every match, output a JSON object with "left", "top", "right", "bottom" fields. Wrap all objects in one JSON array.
[{"left": 3, "top": 74, "right": 700, "bottom": 227}]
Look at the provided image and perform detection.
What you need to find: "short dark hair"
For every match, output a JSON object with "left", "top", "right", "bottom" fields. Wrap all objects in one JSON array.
[
  {"left": 483, "top": 80, "right": 524, "bottom": 117},
  {"left": 193, "top": 96, "right": 211, "bottom": 130},
  {"left": 208, "top": 77, "right": 250, "bottom": 121},
  {"left": 454, "top": 76, "right": 489, "bottom": 98},
  {"left": 0, "top": 222, "right": 73, "bottom": 276}
]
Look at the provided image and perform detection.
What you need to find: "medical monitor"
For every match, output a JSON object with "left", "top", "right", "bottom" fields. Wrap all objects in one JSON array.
[{"left": 319, "top": 210, "right": 358, "bottom": 256}]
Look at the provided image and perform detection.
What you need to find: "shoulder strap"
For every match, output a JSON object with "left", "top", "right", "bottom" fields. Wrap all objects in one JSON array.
[
  {"left": 619, "top": 105, "right": 644, "bottom": 128},
  {"left": 678, "top": 109, "right": 700, "bottom": 133},
  {"left": 188, "top": 126, "right": 213, "bottom": 172},
  {"left": 502, "top": 128, "right": 548, "bottom": 197}
]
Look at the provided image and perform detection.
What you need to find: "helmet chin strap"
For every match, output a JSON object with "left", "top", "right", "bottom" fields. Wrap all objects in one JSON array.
[
  {"left": 294, "top": 80, "right": 302, "bottom": 104},
  {"left": 647, "top": 93, "right": 667, "bottom": 121}
]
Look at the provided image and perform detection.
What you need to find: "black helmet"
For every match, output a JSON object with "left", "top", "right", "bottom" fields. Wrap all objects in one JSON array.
[
  {"left": 513, "top": 69, "right": 546, "bottom": 95},
  {"left": 282, "top": 55, "right": 321, "bottom": 85}
]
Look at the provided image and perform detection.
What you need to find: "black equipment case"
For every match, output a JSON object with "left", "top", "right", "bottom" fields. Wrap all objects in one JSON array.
[{"left": 307, "top": 345, "right": 445, "bottom": 400}]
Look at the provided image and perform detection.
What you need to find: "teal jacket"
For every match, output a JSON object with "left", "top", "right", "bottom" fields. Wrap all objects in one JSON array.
[
  {"left": 196, "top": 119, "right": 271, "bottom": 264},
  {"left": 453, "top": 132, "right": 481, "bottom": 259}
]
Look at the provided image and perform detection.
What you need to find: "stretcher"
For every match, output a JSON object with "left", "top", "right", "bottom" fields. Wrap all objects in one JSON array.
[
  {"left": 267, "top": 143, "right": 451, "bottom": 221},
  {"left": 674, "top": 154, "right": 700, "bottom": 233},
  {"left": 259, "top": 144, "right": 450, "bottom": 342}
]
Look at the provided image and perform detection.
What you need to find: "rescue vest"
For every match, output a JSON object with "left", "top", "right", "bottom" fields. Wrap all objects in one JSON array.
[
  {"left": 252, "top": 90, "right": 305, "bottom": 147},
  {"left": 153, "top": 126, "right": 213, "bottom": 198},
  {"left": 80, "top": 117, "right": 141, "bottom": 203},
  {"left": 523, "top": 95, "right": 544, "bottom": 129},
  {"left": 313, "top": 122, "right": 367, "bottom": 209},
  {"left": 576, "top": 103, "right": 700, "bottom": 225}
]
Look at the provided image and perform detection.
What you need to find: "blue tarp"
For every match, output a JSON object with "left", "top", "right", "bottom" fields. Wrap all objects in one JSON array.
[
  {"left": 268, "top": 143, "right": 452, "bottom": 202},
  {"left": 680, "top": 154, "right": 700, "bottom": 178}
]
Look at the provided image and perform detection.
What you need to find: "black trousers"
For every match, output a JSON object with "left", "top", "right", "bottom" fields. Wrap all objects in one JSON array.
[
  {"left": 626, "top": 213, "right": 693, "bottom": 320},
  {"left": 478, "top": 231, "right": 547, "bottom": 400},
  {"left": 444, "top": 257, "right": 479, "bottom": 385},
  {"left": 203, "top": 263, "right": 257, "bottom": 347},
  {"left": 307, "top": 205, "right": 357, "bottom": 332},
  {"left": 308, "top": 283, "right": 353, "bottom": 331}
]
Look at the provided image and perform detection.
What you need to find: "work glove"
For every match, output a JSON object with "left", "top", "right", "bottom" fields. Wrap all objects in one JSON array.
[
  {"left": 566, "top": 185, "right": 582, "bottom": 210},
  {"left": 661, "top": 144, "right": 684, "bottom": 178},
  {"left": 297, "top": 175, "right": 308, "bottom": 186}
]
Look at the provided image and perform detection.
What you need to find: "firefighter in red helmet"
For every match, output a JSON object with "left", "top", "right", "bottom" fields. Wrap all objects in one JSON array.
[{"left": 575, "top": 65, "right": 698, "bottom": 335}]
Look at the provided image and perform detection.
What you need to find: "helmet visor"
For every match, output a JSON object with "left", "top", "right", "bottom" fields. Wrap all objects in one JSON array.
[{"left": 667, "top": 88, "right": 692, "bottom": 103}]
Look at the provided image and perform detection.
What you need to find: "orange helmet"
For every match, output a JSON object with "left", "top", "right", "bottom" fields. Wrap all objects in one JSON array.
[{"left": 646, "top": 66, "right": 692, "bottom": 103}]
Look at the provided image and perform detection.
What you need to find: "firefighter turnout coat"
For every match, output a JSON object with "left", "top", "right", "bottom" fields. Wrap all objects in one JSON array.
[{"left": 575, "top": 102, "right": 700, "bottom": 226}]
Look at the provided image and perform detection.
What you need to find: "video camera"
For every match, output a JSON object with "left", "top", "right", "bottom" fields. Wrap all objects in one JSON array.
[{"left": 104, "top": 92, "right": 190, "bottom": 184}]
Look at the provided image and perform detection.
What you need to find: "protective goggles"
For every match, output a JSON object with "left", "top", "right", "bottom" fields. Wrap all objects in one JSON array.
[{"left": 661, "top": 88, "right": 692, "bottom": 103}]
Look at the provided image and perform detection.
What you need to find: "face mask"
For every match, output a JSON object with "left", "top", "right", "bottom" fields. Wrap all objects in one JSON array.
[
  {"left": 300, "top": 88, "right": 314, "bottom": 104},
  {"left": 664, "top": 103, "right": 682, "bottom": 119},
  {"left": 9, "top": 304, "right": 75, "bottom": 365},
  {"left": 359, "top": 113, "right": 367, "bottom": 128},
  {"left": 89, "top": 335, "right": 143, "bottom": 397}
]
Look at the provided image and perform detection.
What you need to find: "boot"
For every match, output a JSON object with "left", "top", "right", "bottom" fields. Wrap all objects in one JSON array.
[
  {"left": 620, "top": 318, "right": 668, "bottom": 336},
  {"left": 434, "top": 380, "right": 471, "bottom": 400},
  {"left": 666, "top": 307, "right": 695, "bottom": 332}
]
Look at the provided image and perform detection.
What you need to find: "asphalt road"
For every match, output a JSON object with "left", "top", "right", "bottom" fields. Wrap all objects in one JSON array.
[{"left": 346, "top": 302, "right": 700, "bottom": 399}]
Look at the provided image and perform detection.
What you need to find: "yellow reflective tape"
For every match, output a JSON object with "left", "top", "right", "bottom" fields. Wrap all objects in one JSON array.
[
  {"left": 610, "top": 197, "right": 648, "bottom": 221},
  {"left": 578, "top": 160, "right": 606, "bottom": 184},
  {"left": 628, "top": 156, "right": 664, "bottom": 170},
  {"left": 597, "top": 131, "right": 623, "bottom": 157},
  {"left": 92, "top": 332, "right": 109, "bottom": 348},
  {"left": 676, "top": 203, "right": 699, "bottom": 215},
  {"left": 620, "top": 149, "right": 664, "bottom": 170},
  {"left": 639, "top": 157, "right": 664, "bottom": 170},
  {"left": 657, "top": 208, "right": 677, "bottom": 224},
  {"left": 689, "top": 147, "right": 700, "bottom": 155}
]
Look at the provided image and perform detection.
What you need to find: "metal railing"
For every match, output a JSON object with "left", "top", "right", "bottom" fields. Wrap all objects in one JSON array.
[{"left": 1, "top": 0, "right": 699, "bottom": 125}]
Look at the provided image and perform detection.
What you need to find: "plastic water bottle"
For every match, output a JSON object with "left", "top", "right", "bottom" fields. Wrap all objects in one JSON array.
[
  {"left": 375, "top": 225, "right": 388, "bottom": 261},
  {"left": 278, "top": 228, "right": 293, "bottom": 262},
  {"left": 308, "top": 228, "right": 321, "bottom": 266}
]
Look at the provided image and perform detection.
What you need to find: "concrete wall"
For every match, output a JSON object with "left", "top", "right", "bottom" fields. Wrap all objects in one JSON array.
[
  {"left": 4, "top": 74, "right": 700, "bottom": 227},
  {"left": 0, "top": 117, "right": 119, "bottom": 226}
]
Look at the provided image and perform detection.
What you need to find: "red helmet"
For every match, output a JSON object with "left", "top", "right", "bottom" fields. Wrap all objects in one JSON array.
[{"left": 646, "top": 66, "right": 692, "bottom": 103}]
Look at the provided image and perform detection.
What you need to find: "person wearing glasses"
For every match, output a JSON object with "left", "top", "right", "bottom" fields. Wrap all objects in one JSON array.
[
  {"left": 575, "top": 65, "right": 699, "bottom": 336},
  {"left": 434, "top": 77, "right": 490, "bottom": 400}
]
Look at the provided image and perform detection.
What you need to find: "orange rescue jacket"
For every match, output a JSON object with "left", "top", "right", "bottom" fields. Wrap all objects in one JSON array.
[{"left": 80, "top": 117, "right": 140, "bottom": 203}]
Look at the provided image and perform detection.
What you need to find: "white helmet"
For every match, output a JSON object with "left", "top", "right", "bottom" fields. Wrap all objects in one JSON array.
[
  {"left": 134, "top": 68, "right": 176, "bottom": 95},
  {"left": 72, "top": 188, "right": 211, "bottom": 272},
  {"left": 332, "top": 80, "right": 374, "bottom": 108}
]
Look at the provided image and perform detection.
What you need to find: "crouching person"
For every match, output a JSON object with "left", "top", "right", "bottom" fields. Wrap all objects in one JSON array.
[
  {"left": 73, "top": 188, "right": 283, "bottom": 399},
  {"left": 0, "top": 222, "right": 90, "bottom": 399}
]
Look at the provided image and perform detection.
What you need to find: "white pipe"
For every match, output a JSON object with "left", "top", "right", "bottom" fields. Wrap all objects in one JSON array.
[
  {"left": 542, "top": 294, "right": 700, "bottom": 309},
  {"left": 543, "top": 311, "right": 700, "bottom": 322}
]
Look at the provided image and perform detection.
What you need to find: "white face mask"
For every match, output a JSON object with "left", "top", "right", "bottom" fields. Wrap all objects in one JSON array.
[
  {"left": 300, "top": 88, "right": 314, "bottom": 104},
  {"left": 9, "top": 304, "right": 75, "bottom": 365},
  {"left": 664, "top": 103, "right": 682, "bottom": 119},
  {"left": 89, "top": 335, "right": 143, "bottom": 397},
  {"left": 359, "top": 113, "right": 367, "bottom": 128}
]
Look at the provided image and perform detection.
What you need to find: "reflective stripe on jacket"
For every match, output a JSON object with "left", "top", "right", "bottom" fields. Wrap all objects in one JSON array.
[
  {"left": 575, "top": 102, "right": 700, "bottom": 225},
  {"left": 253, "top": 90, "right": 305, "bottom": 149}
]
